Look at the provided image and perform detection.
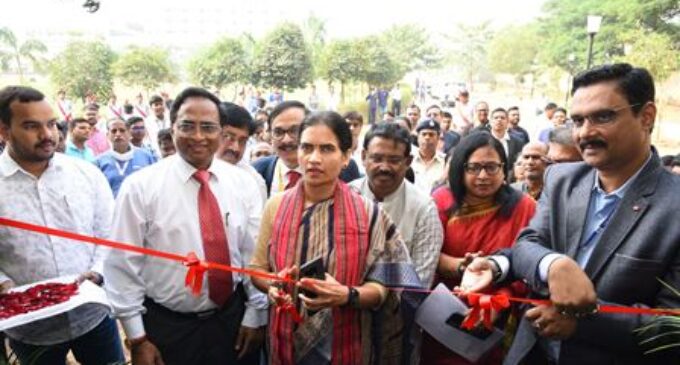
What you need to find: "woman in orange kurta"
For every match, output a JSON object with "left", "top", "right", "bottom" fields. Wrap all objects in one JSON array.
[{"left": 422, "top": 132, "right": 536, "bottom": 365}]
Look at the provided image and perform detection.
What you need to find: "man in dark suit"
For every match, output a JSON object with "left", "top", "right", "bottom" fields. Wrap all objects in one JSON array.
[
  {"left": 487, "top": 107, "right": 524, "bottom": 182},
  {"left": 253, "top": 102, "right": 360, "bottom": 197},
  {"left": 461, "top": 63, "right": 680, "bottom": 364}
]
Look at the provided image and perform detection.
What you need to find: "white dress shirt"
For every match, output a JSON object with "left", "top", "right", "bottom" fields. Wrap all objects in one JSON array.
[
  {"left": 144, "top": 114, "right": 170, "bottom": 156},
  {"left": 104, "top": 154, "right": 267, "bottom": 339},
  {"left": 237, "top": 159, "right": 268, "bottom": 208},
  {"left": 492, "top": 131, "right": 512, "bottom": 159},
  {"left": 269, "top": 157, "right": 303, "bottom": 195},
  {"left": 0, "top": 151, "right": 114, "bottom": 345}
]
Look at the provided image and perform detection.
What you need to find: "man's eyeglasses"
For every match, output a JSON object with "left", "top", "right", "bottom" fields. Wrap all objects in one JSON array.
[
  {"left": 131, "top": 126, "right": 145, "bottom": 131},
  {"left": 571, "top": 104, "right": 641, "bottom": 129},
  {"left": 175, "top": 122, "right": 221, "bottom": 136},
  {"left": 464, "top": 162, "right": 504, "bottom": 176},
  {"left": 221, "top": 132, "right": 248, "bottom": 147},
  {"left": 271, "top": 125, "right": 301, "bottom": 140}
]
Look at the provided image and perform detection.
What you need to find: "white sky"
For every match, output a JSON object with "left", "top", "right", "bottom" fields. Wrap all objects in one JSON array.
[{"left": 2, "top": 0, "right": 545, "bottom": 42}]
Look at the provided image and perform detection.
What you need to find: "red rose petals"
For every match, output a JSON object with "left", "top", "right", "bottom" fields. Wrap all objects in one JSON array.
[{"left": 0, "top": 282, "right": 79, "bottom": 320}]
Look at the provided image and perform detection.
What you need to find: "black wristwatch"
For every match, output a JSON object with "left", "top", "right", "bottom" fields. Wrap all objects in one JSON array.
[
  {"left": 488, "top": 258, "right": 503, "bottom": 283},
  {"left": 345, "top": 286, "right": 360, "bottom": 309}
]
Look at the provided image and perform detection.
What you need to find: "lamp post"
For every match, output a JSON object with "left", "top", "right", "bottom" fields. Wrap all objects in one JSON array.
[{"left": 586, "top": 15, "right": 603, "bottom": 69}]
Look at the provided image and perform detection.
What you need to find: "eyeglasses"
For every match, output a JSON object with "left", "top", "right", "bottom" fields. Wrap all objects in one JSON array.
[
  {"left": 221, "top": 131, "right": 249, "bottom": 146},
  {"left": 367, "top": 154, "right": 406, "bottom": 165},
  {"left": 175, "top": 122, "right": 221, "bottom": 136},
  {"left": 131, "top": 126, "right": 145, "bottom": 131},
  {"left": 464, "top": 162, "right": 504, "bottom": 176},
  {"left": 271, "top": 125, "right": 300, "bottom": 140},
  {"left": 571, "top": 104, "right": 641, "bottom": 129}
]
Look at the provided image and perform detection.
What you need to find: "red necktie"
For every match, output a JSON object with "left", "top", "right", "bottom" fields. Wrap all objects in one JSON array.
[
  {"left": 285, "top": 170, "right": 301, "bottom": 190},
  {"left": 193, "top": 170, "right": 232, "bottom": 307}
]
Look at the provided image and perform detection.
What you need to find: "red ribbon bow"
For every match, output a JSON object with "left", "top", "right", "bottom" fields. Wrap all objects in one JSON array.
[
  {"left": 461, "top": 292, "right": 511, "bottom": 330},
  {"left": 272, "top": 273, "right": 303, "bottom": 323},
  {"left": 183, "top": 252, "right": 209, "bottom": 296}
]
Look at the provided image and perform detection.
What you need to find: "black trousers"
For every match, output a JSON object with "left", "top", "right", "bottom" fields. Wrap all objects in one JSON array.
[{"left": 143, "top": 284, "right": 259, "bottom": 365}]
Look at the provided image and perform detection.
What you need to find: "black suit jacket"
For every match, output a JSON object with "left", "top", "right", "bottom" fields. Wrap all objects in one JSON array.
[
  {"left": 499, "top": 152, "right": 680, "bottom": 364},
  {"left": 252, "top": 155, "right": 361, "bottom": 197}
]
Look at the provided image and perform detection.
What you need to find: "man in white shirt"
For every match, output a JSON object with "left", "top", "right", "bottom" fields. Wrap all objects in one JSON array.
[
  {"left": 55, "top": 89, "right": 72, "bottom": 121},
  {"left": 144, "top": 95, "right": 169, "bottom": 156},
  {"left": 411, "top": 119, "right": 446, "bottom": 194},
  {"left": 216, "top": 102, "right": 268, "bottom": 205},
  {"left": 0, "top": 85, "right": 124, "bottom": 365},
  {"left": 351, "top": 122, "right": 444, "bottom": 364},
  {"left": 104, "top": 87, "right": 267, "bottom": 365}
]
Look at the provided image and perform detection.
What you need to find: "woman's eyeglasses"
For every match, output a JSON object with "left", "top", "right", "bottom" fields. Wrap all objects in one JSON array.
[{"left": 463, "top": 162, "right": 504, "bottom": 176}]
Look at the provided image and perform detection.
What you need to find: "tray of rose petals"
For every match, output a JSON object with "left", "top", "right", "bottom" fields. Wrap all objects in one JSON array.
[{"left": 0, "top": 275, "right": 110, "bottom": 331}]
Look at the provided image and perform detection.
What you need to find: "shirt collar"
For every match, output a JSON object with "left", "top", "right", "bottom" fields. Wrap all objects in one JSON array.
[
  {"left": 276, "top": 157, "right": 303, "bottom": 174},
  {"left": 592, "top": 152, "right": 652, "bottom": 198},
  {"left": 0, "top": 148, "right": 60, "bottom": 178},
  {"left": 175, "top": 154, "right": 221, "bottom": 184}
]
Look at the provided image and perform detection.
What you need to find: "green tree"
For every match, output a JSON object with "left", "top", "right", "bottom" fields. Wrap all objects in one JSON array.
[
  {"left": 615, "top": 29, "right": 680, "bottom": 82},
  {"left": 252, "top": 22, "right": 313, "bottom": 91},
  {"left": 0, "top": 27, "right": 47, "bottom": 82},
  {"left": 356, "top": 37, "right": 400, "bottom": 87},
  {"left": 380, "top": 24, "right": 442, "bottom": 75},
  {"left": 488, "top": 24, "right": 540, "bottom": 80},
  {"left": 187, "top": 37, "right": 250, "bottom": 91},
  {"left": 537, "top": 0, "right": 680, "bottom": 73},
  {"left": 444, "top": 22, "right": 493, "bottom": 89},
  {"left": 302, "top": 14, "right": 327, "bottom": 77},
  {"left": 112, "top": 46, "right": 177, "bottom": 92},
  {"left": 50, "top": 39, "right": 116, "bottom": 102},
  {"left": 319, "top": 39, "right": 364, "bottom": 102}
]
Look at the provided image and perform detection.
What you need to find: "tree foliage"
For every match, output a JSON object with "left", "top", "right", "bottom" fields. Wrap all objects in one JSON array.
[
  {"left": 488, "top": 24, "right": 540, "bottom": 79},
  {"left": 319, "top": 39, "right": 363, "bottom": 85},
  {"left": 302, "top": 14, "right": 327, "bottom": 77},
  {"left": 615, "top": 29, "right": 679, "bottom": 82},
  {"left": 187, "top": 37, "right": 250, "bottom": 90},
  {"left": 538, "top": 0, "right": 680, "bottom": 78},
  {"left": 112, "top": 46, "right": 177, "bottom": 91},
  {"left": 252, "top": 23, "right": 313, "bottom": 91},
  {"left": 380, "top": 24, "right": 442, "bottom": 74},
  {"left": 355, "top": 37, "right": 400, "bottom": 87},
  {"left": 0, "top": 27, "right": 48, "bottom": 81},
  {"left": 445, "top": 22, "right": 493, "bottom": 87},
  {"left": 50, "top": 40, "right": 116, "bottom": 101}
]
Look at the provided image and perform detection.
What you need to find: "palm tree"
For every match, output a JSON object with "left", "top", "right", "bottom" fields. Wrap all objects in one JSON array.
[{"left": 0, "top": 27, "right": 47, "bottom": 83}]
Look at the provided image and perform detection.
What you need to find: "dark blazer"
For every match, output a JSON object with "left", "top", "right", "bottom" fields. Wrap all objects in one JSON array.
[
  {"left": 506, "top": 136, "right": 523, "bottom": 173},
  {"left": 499, "top": 152, "right": 680, "bottom": 364},
  {"left": 252, "top": 155, "right": 361, "bottom": 197}
]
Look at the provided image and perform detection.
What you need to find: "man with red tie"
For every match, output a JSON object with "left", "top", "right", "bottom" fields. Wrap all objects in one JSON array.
[
  {"left": 252, "top": 101, "right": 308, "bottom": 197},
  {"left": 104, "top": 87, "right": 267, "bottom": 365},
  {"left": 253, "top": 101, "right": 361, "bottom": 197}
]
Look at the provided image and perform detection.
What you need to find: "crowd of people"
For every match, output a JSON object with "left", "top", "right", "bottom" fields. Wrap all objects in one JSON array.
[{"left": 0, "top": 62, "right": 679, "bottom": 365}]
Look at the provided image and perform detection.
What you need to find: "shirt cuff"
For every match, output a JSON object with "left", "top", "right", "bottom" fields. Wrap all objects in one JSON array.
[
  {"left": 120, "top": 314, "right": 146, "bottom": 339},
  {"left": 241, "top": 306, "right": 268, "bottom": 328},
  {"left": 538, "top": 253, "right": 566, "bottom": 283},
  {"left": 488, "top": 255, "right": 509, "bottom": 283}
]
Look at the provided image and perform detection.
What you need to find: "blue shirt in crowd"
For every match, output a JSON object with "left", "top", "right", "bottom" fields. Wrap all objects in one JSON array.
[{"left": 96, "top": 146, "right": 156, "bottom": 197}]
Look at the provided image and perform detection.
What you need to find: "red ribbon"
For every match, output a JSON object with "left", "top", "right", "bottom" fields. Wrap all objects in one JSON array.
[
  {"left": 461, "top": 292, "right": 511, "bottom": 330},
  {"left": 1, "top": 216, "right": 679, "bottom": 320}
]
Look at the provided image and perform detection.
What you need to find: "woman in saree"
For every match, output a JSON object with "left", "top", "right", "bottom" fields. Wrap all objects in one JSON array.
[
  {"left": 422, "top": 132, "right": 537, "bottom": 365},
  {"left": 250, "top": 111, "right": 421, "bottom": 365}
]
